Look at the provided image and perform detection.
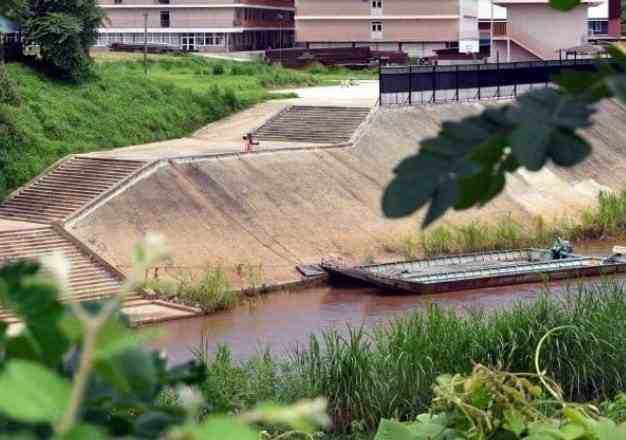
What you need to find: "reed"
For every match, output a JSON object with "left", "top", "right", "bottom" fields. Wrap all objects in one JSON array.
[{"left": 198, "top": 281, "right": 626, "bottom": 433}]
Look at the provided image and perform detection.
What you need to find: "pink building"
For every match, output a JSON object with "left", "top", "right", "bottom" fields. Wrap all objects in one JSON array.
[
  {"left": 486, "top": 0, "right": 617, "bottom": 62},
  {"left": 294, "top": 0, "right": 480, "bottom": 59},
  {"left": 96, "top": 0, "right": 295, "bottom": 52}
]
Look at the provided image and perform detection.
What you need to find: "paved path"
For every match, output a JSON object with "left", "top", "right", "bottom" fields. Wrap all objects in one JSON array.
[{"left": 85, "top": 82, "right": 379, "bottom": 161}]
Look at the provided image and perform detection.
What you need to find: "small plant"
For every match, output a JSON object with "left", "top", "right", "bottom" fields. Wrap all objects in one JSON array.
[
  {"left": 212, "top": 63, "right": 226, "bottom": 75},
  {"left": 0, "top": 63, "right": 22, "bottom": 106},
  {"left": 176, "top": 265, "right": 238, "bottom": 312}
]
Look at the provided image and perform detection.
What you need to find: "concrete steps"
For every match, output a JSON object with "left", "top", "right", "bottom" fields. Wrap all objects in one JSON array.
[
  {"left": 254, "top": 106, "right": 371, "bottom": 144},
  {"left": 0, "top": 226, "right": 141, "bottom": 323},
  {"left": 0, "top": 226, "right": 126, "bottom": 302},
  {"left": 0, "top": 156, "right": 146, "bottom": 224}
]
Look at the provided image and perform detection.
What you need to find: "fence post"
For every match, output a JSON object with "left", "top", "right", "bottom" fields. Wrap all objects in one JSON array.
[
  {"left": 378, "top": 62, "right": 382, "bottom": 105},
  {"left": 408, "top": 65, "right": 412, "bottom": 105},
  {"left": 513, "top": 62, "right": 517, "bottom": 97},
  {"left": 477, "top": 63, "right": 481, "bottom": 100},
  {"left": 432, "top": 64, "right": 436, "bottom": 103},
  {"left": 496, "top": 57, "right": 500, "bottom": 99},
  {"left": 456, "top": 65, "right": 460, "bottom": 102}
]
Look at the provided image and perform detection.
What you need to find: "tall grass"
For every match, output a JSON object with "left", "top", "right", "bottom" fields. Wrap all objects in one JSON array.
[
  {"left": 198, "top": 281, "right": 626, "bottom": 433},
  {"left": 388, "top": 190, "right": 626, "bottom": 259},
  {"left": 143, "top": 265, "right": 237, "bottom": 312}
]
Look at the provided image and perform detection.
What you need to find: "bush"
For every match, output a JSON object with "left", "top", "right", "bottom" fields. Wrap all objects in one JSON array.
[
  {"left": 0, "top": 63, "right": 21, "bottom": 105},
  {"left": 212, "top": 63, "right": 225, "bottom": 75}
]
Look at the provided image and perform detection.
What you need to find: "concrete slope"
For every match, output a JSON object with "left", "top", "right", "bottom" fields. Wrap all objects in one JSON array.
[{"left": 68, "top": 100, "right": 626, "bottom": 283}]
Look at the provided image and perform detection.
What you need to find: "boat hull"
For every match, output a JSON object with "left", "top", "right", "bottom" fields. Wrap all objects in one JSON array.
[{"left": 321, "top": 252, "right": 626, "bottom": 294}]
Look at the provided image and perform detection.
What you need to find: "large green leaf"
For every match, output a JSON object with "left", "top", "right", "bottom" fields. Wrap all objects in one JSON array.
[
  {"left": 169, "top": 416, "right": 257, "bottom": 440},
  {"left": 0, "top": 360, "right": 71, "bottom": 424}
]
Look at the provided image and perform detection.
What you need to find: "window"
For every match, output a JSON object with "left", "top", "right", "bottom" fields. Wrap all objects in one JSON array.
[
  {"left": 371, "top": 21, "right": 383, "bottom": 40},
  {"left": 588, "top": 20, "right": 608, "bottom": 36},
  {"left": 371, "top": 0, "right": 382, "bottom": 15},
  {"left": 157, "top": 0, "right": 170, "bottom": 3},
  {"left": 114, "top": 0, "right": 122, "bottom": 4},
  {"left": 160, "top": 11, "right": 170, "bottom": 28}
]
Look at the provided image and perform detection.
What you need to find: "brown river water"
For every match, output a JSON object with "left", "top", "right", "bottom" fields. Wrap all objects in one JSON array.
[{"left": 148, "top": 242, "right": 626, "bottom": 365}]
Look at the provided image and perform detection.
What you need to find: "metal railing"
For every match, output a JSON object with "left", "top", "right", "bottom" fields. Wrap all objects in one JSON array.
[{"left": 379, "top": 58, "right": 618, "bottom": 105}]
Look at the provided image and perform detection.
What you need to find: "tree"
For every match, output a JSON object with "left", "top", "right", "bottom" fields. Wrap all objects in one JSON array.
[
  {"left": 382, "top": 0, "right": 626, "bottom": 228},
  {"left": 4, "top": 0, "right": 104, "bottom": 81}
]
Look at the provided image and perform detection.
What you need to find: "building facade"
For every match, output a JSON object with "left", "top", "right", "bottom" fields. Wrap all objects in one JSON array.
[
  {"left": 96, "top": 0, "right": 295, "bottom": 52},
  {"left": 490, "top": 0, "right": 603, "bottom": 62},
  {"left": 294, "top": 0, "right": 479, "bottom": 59}
]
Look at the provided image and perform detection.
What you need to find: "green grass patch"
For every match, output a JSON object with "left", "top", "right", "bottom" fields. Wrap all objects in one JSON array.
[
  {"left": 0, "top": 55, "right": 351, "bottom": 198},
  {"left": 198, "top": 281, "right": 626, "bottom": 434},
  {"left": 385, "top": 189, "right": 626, "bottom": 259}
]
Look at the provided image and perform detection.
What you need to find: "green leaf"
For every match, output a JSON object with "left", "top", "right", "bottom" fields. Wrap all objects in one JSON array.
[
  {"left": 55, "top": 424, "right": 107, "bottom": 440},
  {"left": 548, "top": 130, "right": 591, "bottom": 167},
  {"left": 549, "top": 0, "right": 581, "bottom": 11},
  {"left": 170, "top": 416, "right": 257, "bottom": 440},
  {"left": 503, "top": 408, "right": 525, "bottom": 436},
  {"left": 510, "top": 119, "right": 551, "bottom": 171},
  {"left": 0, "top": 360, "right": 71, "bottom": 424},
  {"left": 0, "top": 262, "right": 68, "bottom": 366},
  {"left": 423, "top": 177, "right": 458, "bottom": 228},
  {"left": 374, "top": 419, "right": 419, "bottom": 440},
  {"left": 606, "top": 75, "right": 626, "bottom": 105},
  {"left": 94, "top": 348, "right": 158, "bottom": 402},
  {"left": 382, "top": 153, "right": 451, "bottom": 218}
]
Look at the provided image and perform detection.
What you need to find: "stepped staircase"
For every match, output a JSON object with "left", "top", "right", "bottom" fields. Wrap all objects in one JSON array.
[
  {"left": 253, "top": 106, "right": 371, "bottom": 144},
  {"left": 0, "top": 225, "right": 137, "bottom": 322},
  {"left": 0, "top": 156, "right": 151, "bottom": 321},
  {"left": 0, "top": 156, "right": 147, "bottom": 224}
]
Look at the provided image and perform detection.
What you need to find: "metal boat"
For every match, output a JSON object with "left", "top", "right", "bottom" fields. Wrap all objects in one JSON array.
[{"left": 320, "top": 245, "right": 626, "bottom": 294}]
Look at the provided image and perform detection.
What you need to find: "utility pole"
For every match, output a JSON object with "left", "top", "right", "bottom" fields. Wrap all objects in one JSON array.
[
  {"left": 490, "top": 0, "right": 495, "bottom": 62},
  {"left": 277, "top": 12, "right": 284, "bottom": 65},
  {"left": 143, "top": 13, "right": 148, "bottom": 75}
]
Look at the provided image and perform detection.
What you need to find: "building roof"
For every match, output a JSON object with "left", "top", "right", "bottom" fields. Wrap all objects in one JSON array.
[
  {"left": 0, "top": 16, "right": 18, "bottom": 33},
  {"left": 479, "top": 0, "right": 609, "bottom": 20}
]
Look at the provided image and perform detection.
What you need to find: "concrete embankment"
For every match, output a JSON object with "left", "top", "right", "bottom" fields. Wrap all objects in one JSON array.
[{"left": 69, "top": 100, "right": 626, "bottom": 284}]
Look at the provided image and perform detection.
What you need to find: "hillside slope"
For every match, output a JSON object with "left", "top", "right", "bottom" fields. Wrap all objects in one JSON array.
[{"left": 69, "top": 100, "right": 626, "bottom": 283}]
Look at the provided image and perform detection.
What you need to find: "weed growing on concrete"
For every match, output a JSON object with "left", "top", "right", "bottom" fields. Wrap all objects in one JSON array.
[{"left": 386, "top": 189, "right": 626, "bottom": 259}]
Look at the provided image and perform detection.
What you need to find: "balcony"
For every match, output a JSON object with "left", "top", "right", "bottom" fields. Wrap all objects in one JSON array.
[
  {"left": 234, "top": 18, "right": 294, "bottom": 28},
  {"left": 235, "top": 0, "right": 294, "bottom": 8}
]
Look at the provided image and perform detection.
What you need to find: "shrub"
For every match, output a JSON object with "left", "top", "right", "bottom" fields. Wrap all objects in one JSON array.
[
  {"left": 212, "top": 63, "right": 225, "bottom": 75},
  {"left": 0, "top": 63, "right": 21, "bottom": 105}
]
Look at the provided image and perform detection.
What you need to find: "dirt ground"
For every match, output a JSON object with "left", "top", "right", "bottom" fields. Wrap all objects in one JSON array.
[{"left": 69, "top": 99, "right": 626, "bottom": 284}]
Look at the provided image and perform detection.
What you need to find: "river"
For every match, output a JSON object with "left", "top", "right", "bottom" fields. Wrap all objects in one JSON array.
[{"left": 148, "top": 274, "right": 624, "bottom": 365}]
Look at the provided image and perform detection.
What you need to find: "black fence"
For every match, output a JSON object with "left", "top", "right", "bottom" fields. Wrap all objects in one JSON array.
[{"left": 379, "top": 58, "right": 617, "bottom": 105}]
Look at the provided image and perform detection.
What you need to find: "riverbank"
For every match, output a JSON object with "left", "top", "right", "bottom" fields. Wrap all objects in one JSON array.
[
  {"left": 0, "top": 55, "right": 368, "bottom": 198},
  {"left": 191, "top": 281, "right": 626, "bottom": 436}
]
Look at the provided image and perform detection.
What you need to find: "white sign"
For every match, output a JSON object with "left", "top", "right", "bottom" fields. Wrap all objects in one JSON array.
[{"left": 460, "top": 39, "right": 480, "bottom": 54}]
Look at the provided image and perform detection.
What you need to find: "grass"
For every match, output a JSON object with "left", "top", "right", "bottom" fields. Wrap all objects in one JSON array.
[
  {"left": 386, "top": 189, "right": 626, "bottom": 259},
  {"left": 143, "top": 265, "right": 238, "bottom": 312},
  {"left": 0, "top": 54, "right": 372, "bottom": 198},
  {"left": 197, "top": 281, "right": 626, "bottom": 434},
  {"left": 142, "top": 262, "right": 264, "bottom": 312}
]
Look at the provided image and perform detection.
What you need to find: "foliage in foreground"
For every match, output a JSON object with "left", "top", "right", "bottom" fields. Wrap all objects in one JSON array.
[
  {"left": 200, "top": 282, "right": 626, "bottom": 434},
  {"left": 388, "top": 188, "right": 626, "bottom": 258},
  {"left": 0, "top": 238, "right": 328, "bottom": 438},
  {"left": 375, "top": 364, "right": 626, "bottom": 440},
  {"left": 382, "top": 0, "right": 626, "bottom": 228}
]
